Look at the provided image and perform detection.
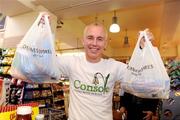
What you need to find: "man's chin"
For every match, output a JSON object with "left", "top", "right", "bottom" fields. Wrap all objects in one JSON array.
[
  {"left": 89, "top": 55, "right": 97, "bottom": 59},
  {"left": 87, "top": 53, "right": 101, "bottom": 59}
]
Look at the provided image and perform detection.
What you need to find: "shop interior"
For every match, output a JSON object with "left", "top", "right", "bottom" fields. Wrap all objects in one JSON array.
[{"left": 0, "top": 0, "right": 180, "bottom": 120}]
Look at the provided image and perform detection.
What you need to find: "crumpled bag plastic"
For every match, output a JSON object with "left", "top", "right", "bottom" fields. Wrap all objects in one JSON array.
[
  {"left": 121, "top": 30, "right": 170, "bottom": 99},
  {"left": 10, "top": 12, "right": 60, "bottom": 83}
]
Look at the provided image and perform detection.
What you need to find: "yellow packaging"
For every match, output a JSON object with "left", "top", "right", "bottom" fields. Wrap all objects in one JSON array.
[{"left": 0, "top": 102, "right": 39, "bottom": 120}]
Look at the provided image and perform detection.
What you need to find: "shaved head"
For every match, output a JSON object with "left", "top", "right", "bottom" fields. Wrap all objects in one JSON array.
[{"left": 83, "top": 22, "right": 108, "bottom": 41}]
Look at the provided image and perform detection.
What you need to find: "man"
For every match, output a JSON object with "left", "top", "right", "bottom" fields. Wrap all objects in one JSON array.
[{"left": 57, "top": 22, "right": 153, "bottom": 120}]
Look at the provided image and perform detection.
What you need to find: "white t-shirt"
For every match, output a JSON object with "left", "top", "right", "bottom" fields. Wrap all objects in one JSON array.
[{"left": 57, "top": 54, "right": 126, "bottom": 120}]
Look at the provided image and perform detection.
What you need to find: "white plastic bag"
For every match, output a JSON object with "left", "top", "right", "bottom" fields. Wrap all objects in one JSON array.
[
  {"left": 121, "top": 30, "right": 170, "bottom": 99},
  {"left": 10, "top": 12, "right": 60, "bottom": 83}
]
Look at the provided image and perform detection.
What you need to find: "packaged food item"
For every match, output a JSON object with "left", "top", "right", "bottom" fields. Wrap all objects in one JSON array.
[
  {"left": 2, "top": 49, "right": 15, "bottom": 57},
  {"left": 1, "top": 66, "right": 10, "bottom": 74},
  {"left": 35, "top": 114, "right": 44, "bottom": 120},
  {"left": 0, "top": 79, "right": 3, "bottom": 103},
  {"left": 2, "top": 57, "right": 13, "bottom": 65}
]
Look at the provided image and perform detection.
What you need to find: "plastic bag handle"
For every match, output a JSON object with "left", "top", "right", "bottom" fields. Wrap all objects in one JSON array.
[
  {"left": 129, "top": 29, "right": 153, "bottom": 66},
  {"left": 38, "top": 12, "right": 50, "bottom": 26},
  {"left": 136, "top": 31, "right": 145, "bottom": 50},
  {"left": 130, "top": 30, "right": 145, "bottom": 56}
]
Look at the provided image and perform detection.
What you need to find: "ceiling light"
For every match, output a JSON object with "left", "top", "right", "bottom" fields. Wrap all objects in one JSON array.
[
  {"left": 109, "top": 11, "right": 120, "bottom": 33},
  {"left": 124, "top": 29, "right": 128, "bottom": 44},
  {"left": 124, "top": 28, "right": 130, "bottom": 47}
]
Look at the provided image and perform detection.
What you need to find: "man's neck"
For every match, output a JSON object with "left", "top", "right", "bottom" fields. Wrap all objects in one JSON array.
[{"left": 86, "top": 56, "right": 101, "bottom": 63}]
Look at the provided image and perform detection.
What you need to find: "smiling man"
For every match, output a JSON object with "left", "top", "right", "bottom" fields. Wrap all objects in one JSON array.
[
  {"left": 57, "top": 22, "right": 127, "bottom": 120},
  {"left": 57, "top": 22, "right": 153, "bottom": 120}
]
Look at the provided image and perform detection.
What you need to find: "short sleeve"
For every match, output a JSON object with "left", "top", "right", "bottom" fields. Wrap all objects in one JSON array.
[
  {"left": 57, "top": 55, "right": 72, "bottom": 77},
  {"left": 115, "top": 61, "right": 127, "bottom": 82}
]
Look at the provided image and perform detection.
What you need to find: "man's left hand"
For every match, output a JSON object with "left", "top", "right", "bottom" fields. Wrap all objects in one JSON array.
[
  {"left": 143, "top": 111, "right": 153, "bottom": 120},
  {"left": 139, "top": 29, "right": 154, "bottom": 49}
]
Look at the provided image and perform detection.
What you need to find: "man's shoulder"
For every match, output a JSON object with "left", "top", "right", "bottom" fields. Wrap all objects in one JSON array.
[{"left": 104, "top": 58, "right": 126, "bottom": 66}]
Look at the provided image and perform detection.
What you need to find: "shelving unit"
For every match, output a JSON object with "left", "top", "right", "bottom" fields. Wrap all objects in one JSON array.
[
  {"left": 8, "top": 80, "right": 24, "bottom": 104},
  {"left": 21, "top": 82, "right": 68, "bottom": 120},
  {"left": 22, "top": 82, "right": 53, "bottom": 120},
  {"left": 22, "top": 83, "right": 53, "bottom": 105},
  {"left": 51, "top": 82, "right": 67, "bottom": 119},
  {"left": 0, "top": 48, "right": 69, "bottom": 119},
  {"left": 167, "top": 60, "right": 180, "bottom": 89},
  {"left": 0, "top": 48, "right": 16, "bottom": 105}
]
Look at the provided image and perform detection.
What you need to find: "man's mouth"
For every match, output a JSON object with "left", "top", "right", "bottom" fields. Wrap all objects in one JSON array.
[{"left": 89, "top": 47, "right": 99, "bottom": 53}]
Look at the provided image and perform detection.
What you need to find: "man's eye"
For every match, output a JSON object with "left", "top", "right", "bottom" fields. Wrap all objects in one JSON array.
[
  {"left": 87, "top": 36, "right": 94, "bottom": 40},
  {"left": 97, "top": 37, "right": 104, "bottom": 41}
]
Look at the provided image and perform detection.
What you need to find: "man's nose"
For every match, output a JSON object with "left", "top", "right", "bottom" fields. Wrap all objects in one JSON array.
[{"left": 92, "top": 39, "right": 97, "bottom": 45}]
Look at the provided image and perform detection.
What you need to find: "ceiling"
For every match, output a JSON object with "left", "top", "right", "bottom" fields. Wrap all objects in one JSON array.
[
  {"left": 0, "top": 0, "right": 163, "bottom": 18},
  {"left": 0, "top": 0, "right": 180, "bottom": 56}
]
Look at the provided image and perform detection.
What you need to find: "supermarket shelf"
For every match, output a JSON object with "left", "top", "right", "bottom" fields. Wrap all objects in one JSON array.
[
  {"left": 24, "top": 87, "right": 51, "bottom": 91},
  {"left": 54, "top": 98, "right": 64, "bottom": 102},
  {"left": 23, "top": 96, "right": 53, "bottom": 101}
]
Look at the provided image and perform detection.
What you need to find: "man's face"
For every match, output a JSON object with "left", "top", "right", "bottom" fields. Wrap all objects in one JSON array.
[{"left": 83, "top": 25, "right": 107, "bottom": 63}]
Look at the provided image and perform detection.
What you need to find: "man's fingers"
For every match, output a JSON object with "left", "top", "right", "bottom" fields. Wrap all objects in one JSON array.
[
  {"left": 144, "top": 29, "right": 154, "bottom": 41},
  {"left": 142, "top": 111, "right": 153, "bottom": 120}
]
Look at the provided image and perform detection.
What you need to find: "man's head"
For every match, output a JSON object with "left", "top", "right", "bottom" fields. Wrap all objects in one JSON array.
[{"left": 82, "top": 22, "right": 108, "bottom": 63}]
